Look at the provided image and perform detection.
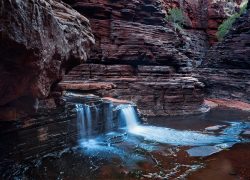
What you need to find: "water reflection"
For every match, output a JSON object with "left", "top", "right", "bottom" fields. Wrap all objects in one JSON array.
[{"left": 1, "top": 102, "right": 250, "bottom": 179}]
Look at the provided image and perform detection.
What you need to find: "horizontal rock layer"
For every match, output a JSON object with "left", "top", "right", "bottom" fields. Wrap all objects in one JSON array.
[
  {"left": 205, "top": 9, "right": 250, "bottom": 69},
  {"left": 0, "top": 105, "right": 78, "bottom": 167},
  {"left": 59, "top": 64, "right": 206, "bottom": 116},
  {"left": 70, "top": 0, "right": 212, "bottom": 67},
  {"left": 196, "top": 68, "right": 250, "bottom": 102},
  {"left": 60, "top": 0, "right": 225, "bottom": 116},
  {"left": 199, "top": 7, "right": 250, "bottom": 103}
]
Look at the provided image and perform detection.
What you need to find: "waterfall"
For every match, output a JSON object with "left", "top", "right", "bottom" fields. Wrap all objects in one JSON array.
[
  {"left": 95, "top": 106, "right": 99, "bottom": 133},
  {"left": 119, "top": 105, "right": 139, "bottom": 130},
  {"left": 76, "top": 102, "right": 115, "bottom": 141},
  {"left": 76, "top": 104, "right": 93, "bottom": 140},
  {"left": 76, "top": 104, "right": 86, "bottom": 140},
  {"left": 118, "top": 105, "right": 249, "bottom": 147},
  {"left": 85, "top": 106, "right": 92, "bottom": 136},
  {"left": 105, "top": 103, "right": 113, "bottom": 132},
  {"left": 76, "top": 101, "right": 249, "bottom": 150}
]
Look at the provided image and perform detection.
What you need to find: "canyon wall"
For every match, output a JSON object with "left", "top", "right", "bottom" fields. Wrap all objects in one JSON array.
[
  {"left": 0, "top": 0, "right": 94, "bottom": 120},
  {"left": 59, "top": 0, "right": 212, "bottom": 116},
  {"left": 0, "top": 0, "right": 246, "bottom": 119},
  {"left": 163, "top": 0, "right": 242, "bottom": 44},
  {"left": 59, "top": 0, "right": 243, "bottom": 116},
  {"left": 67, "top": 0, "right": 241, "bottom": 64},
  {"left": 198, "top": 4, "right": 250, "bottom": 102},
  {"left": 60, "top": 64, "right": 205, "bottom": 116}
]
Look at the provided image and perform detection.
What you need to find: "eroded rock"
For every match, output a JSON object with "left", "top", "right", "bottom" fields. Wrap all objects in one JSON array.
[
  {"left": 0, "top": 0, "right": 94, "bottom": 119},
  {"left": 59, "top": 64, "right": 206, "bottom": 116},
  {"left": 198, "top": 7, "right": 250, "bottom": 103}
]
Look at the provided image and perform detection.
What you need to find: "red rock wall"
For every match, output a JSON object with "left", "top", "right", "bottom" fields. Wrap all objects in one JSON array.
[
  {"left": 60, "top": 0, "right": 245, "bottom": 116},
  {"left": 163, "top": 0, "right": 242, "bottom": 44},
  {"left": 56, "top": 0, "right": 212, "bottom": 116},
  {"left": 68, "top": 0, "right": 241, "bottom": 65},
  {"left": 72, "top": 0, "right": 192, "bottom": 66},
  {"left": 197, "top": 6, "right": 250, "bottom": 103},
  {"left": 0, "top": 0, "right": 94, "bottom": 120},
  {"left": 60, "top": 64, "right": 206, "bottom": 116},
  {"left": 0, "top": 0, "right": 244, "bottom": 119},
  {"left": 59, "top": 0, "right": 242, "bottom": 116}
]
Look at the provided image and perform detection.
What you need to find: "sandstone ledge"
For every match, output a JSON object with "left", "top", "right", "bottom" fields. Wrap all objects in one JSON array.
[
  {"left": 59, "top": 64, "right": 205, "bottom": 116},
  {"left": 205, "top": 98, "right": 250, "bottom": 112},
  {"left": 59, "top": 82, "right": 116, "bottom": 91}
]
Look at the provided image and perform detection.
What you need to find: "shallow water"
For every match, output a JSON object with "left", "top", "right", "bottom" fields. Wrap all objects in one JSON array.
[{"left": 0, "top": 107, "right": 250, "bottom": 179}]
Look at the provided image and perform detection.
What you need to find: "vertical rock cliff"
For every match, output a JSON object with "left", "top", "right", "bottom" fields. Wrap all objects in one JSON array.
[
  {"left": 58, "top": 0, "right": 243, "bottom": 116},
  {"left": 198, "top": 3, "right": 250, "bottom": 102},
  {"left": 0, "top": 0, "right": 94, "bottom": 120},
  {"left": 59, "top": 0, "right": 211, "bottom": 116},
  {"left": 0, "top": 0, "right": 246, "bottom": 118}
]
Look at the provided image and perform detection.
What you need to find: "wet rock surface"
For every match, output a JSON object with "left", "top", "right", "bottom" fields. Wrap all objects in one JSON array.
[
  {"left": 0, "top": 0, "right": 94, "bottom": 119},
  {"left": 0, "top": 107, "right": 249, "bottom": 179},
  {"left": 0, "top": 105, "right": 78, "bottom": 179},
  {"left": 188, "top": 143, "right": 250, "bottom": 180}
]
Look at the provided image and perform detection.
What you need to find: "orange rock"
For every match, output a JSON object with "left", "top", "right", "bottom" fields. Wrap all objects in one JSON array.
[
  {"left": 206, "top": 98, "right": 250, "bottom": 112},
  {"left": 102, "top": 97, "right": 132, "bottom": 104},
  {"left": 59, "top": 82, "right": 116, "bottom": 91}
]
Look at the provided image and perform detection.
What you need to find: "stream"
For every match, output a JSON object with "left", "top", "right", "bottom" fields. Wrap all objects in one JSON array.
[{"left": 0, "top": 95, "right": 250, "bottom": 179}]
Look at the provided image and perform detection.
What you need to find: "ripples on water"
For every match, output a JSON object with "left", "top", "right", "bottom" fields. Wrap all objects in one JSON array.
[{"left": 1, "top": 104, "right": 250, "bottom": 179}]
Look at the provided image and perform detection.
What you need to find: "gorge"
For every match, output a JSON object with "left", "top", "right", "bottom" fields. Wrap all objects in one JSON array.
[{"left": 0, "top": 0, "right": 250, "bottom": 179}]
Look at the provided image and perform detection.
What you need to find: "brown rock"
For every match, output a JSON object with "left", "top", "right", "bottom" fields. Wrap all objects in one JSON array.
[
  {"left": 206, "top": 98, "right": 250, "bottom": 112},
  {"left": 58, "top": 82, "right": 116, "bottom": 91},
  {"left": 60, "top": 64, "right": 206, "bottom": 116},
  {"left": 0, "top": 0, "right": 94, "bottom": 118},
  {"left": 198, "top": 9, "right": 250, "bottom": 103}
]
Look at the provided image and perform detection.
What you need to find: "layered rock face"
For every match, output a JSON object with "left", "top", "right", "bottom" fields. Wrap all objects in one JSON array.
[
  {"left": 69, "top": 0, "right": 241, "bottom": 64},
  {"left": 0, "top": 0, "right": 244, "bottom": 118},
  {"left": 60, "top": 64, "right": 206, "bottom": 116},
  {"left": 71, "top": 0, "right": 193, "bottom": 66},
  {"left": 198, "top": 6, "right": 250, "bottom": 102},
  {"left": 57, "top": 0, "right": 213, "bottom": 116},
  {"left": 0, "top": 0, "right": 94, "bottom": 119},
  {"left": 163, "top": 0, "right": 242, "bottom": 44},
  {"left": 206, "top": 0, "right": 242, "bottom": 44}
]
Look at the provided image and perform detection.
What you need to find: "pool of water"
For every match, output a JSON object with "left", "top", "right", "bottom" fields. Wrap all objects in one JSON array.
[{"left": 0, "top": 107, "right": 250, "bottom": 179}]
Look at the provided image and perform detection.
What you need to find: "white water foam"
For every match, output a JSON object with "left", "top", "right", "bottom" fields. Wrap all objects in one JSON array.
[
  {"left": 120, "top": 105, "right": 249, "bottom": 147},
  {"left": 76, "top": 104, "right": 93, "bottom": 140}
]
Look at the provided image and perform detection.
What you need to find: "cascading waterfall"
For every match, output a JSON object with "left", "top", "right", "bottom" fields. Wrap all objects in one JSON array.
[
  {"left": 76, "top": 104, "right": 86, "bottom": 140},
  {"left": 76, "top": 101, "right": 249, "bottom": 157},
  {"left": 95, "top": 106, "right": 99, "bottom": 132},
  {"left": 119, "top": 105, "right": 139, "bottom": 130},
  {"left": 119, "top": 105, "right": 250, "bottom": 147},
  {"left": 86, "top": 106, "right": 92, "bottom": 136},
  {"left": 76, "top": 104, "right": 93, "bottom": 140},
  {"left": 75, "top": 102, "right": 115, "bottom": 141},
  {"left": 105, "top": 103, "right": 113, "bottom": 131}
]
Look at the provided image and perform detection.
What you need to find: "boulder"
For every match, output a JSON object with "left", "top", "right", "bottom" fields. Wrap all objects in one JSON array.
[{"left": 0, "top": 0, "right": 94, "bottom": 119}]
